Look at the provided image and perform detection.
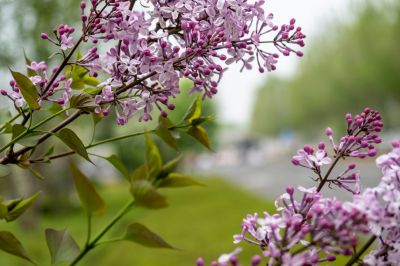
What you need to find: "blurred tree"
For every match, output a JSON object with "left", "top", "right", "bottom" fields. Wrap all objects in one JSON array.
[
  {"left": 0, "top": 0, "right": 80, "bottom": 65},
  {"left": 251, "top": 1, "right": 400, "bottom": 137}
]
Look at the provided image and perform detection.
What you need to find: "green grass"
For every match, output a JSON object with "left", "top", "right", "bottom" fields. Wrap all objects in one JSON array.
[{"left": 0, "top": 178, "right": 275, "bottom": 266}]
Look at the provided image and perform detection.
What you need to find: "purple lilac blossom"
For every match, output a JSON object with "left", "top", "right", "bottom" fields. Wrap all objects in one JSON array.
[{"left": 1, "top": 0, "right": 305, "bottom": 124}]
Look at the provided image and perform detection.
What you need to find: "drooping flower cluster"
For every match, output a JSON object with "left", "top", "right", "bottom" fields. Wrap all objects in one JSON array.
[
  {"left": 350, "top": 140, "right": 400, "bottom": 265},
  {"left": 1, "top": 0, "right": 305, "bottom": 124},
  {"left": 231, "top": 186, "right": 369, "bottom": 265},
  {"left": 291, "top": 108, "right": 383, "bottom": 194}
]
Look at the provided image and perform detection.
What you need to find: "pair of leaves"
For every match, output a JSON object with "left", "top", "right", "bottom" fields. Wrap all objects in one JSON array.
[
  {"left": 10, "top": 70, "right": 39, "bottom": 110},
  {"left": 183, "top": 97, "right": 213, "bottom": 150},
  {"left": 71, "top": 164, "right": 105, "bottom": 216},
  {"left": 2, "top": 192, "right": 41, "bottom": 222},
  {"left": 130, "top": 136, "right": 203, "bottom": 208},
  {"left": 45, "top": 229, "right": 80, "bottom": 266}
]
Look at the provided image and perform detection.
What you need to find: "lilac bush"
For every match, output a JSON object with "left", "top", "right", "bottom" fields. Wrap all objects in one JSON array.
[
  {"left": 197, "top": 109, "right": 400, "bottom": 265},
  {"left": 0, "top": 0, "right": 305, "bottom": 265}
]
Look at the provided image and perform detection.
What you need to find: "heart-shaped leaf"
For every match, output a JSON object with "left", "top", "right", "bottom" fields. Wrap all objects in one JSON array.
[
  {"left": 55, "top": 128, "right": 92, "bottom": 163},
  {"left": 0, "top": 231, "right": 34, "bottom": 264},
  {"left": 45, "top": 228, "right": 80, "bottom": 266},
  {"left": 10, "top": 70, "right": 39, "bottom": 110},
  {"left": 123, "top": 223, "right": 174, "bottom": 249},
  {"left": 71, "top": 163, "right": 106, "bottom": 216},
  {"left": 187, "top": 126, "right": 212, "bottom": 150}
]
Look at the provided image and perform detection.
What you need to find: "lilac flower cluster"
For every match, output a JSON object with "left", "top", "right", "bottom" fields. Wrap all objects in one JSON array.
[
  {"left": 196, "top": 108, "right": 395, "bottom": 266},
  {"left": 1, "top": 0, "right": 305, "bottom": 124},
  {"left": 291, "top": 108, "right": 383, "bottom": 194},
  {"left": 1, "top": 61, "right": 74, "bottom": 109},
  {"left": 231, "top": 186, "right": 369, "bottom": 265},
  {"left": 350, "top": 140, "right": 400, "bottom": 265}
]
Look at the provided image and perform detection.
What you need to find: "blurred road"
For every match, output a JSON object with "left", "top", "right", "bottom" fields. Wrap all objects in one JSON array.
[{"left": 199, "top": 156, "right": 382, "bottom": 201}]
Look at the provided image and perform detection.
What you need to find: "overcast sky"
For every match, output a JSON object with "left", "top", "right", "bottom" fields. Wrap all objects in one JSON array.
[{"left": 217, "top": 0, "right": 352, "bottom": 127}]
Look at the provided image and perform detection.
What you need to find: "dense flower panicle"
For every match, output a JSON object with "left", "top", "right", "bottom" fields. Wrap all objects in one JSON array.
[
  {"left": 328, "top": 108, "right": 383, "bottom": 158},
  {"left": 349, "top": 141, "right": 400, "bottom": 265},
  {"left": 291, "top": 108, "right": 383, "bottom": 195},
  {"left": 232, "top": 186, "right": 369, "bottom": 266},
  {"left": 1, "top": 0, "right": 305, "bottom": 124}
]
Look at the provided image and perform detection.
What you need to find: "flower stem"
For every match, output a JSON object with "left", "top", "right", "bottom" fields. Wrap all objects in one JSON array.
[
  {"left": 0, "top": 108, "right": 68, "bottom": 154},
  {"left": 344, "top": 235, "right": 377, "bottom": 266},
  {"left": 69, "top": 200, "right": 135, "bottom": 266}
]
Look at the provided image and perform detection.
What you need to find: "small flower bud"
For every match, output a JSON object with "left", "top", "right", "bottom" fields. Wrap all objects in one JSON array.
[
  {"left": 348, "top": 163, "right": 356, "bottom": 170},
  {"left": 0, "top": 89, "right": 7, "bottom": 96},
  {"left": 251, "top": 255, "right": 262, "bottom": 266},
  {"left": 40, "top": 33, "right": 49, "bottom": 39},
  {"left": 196, "top": 258, "right": 205, "bottom": 266},
  {"left": 286, "top": 186, "right": 294, "bottom": 195},
  {"left": 392, "top": 140, "right": 400, "bottom": 148}
]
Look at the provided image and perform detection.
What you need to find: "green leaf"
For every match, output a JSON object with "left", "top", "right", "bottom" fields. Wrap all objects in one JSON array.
[
  {"left": 130, "top": 180, "right": 167, "bottom": 209},
  {"left": 0, "top": 198, "right": 8, "bottom": 220},
  {"left": 12, "top": 124, "right": 27, "bottom": 140},
  {"left": 157, "top": 173, "right": 204, "bottom": 188},
  {"left": 71, "top": 163, "right": 106, "bottom": 216},
  {"left": 183, "top": 96, "right": 202, "bottom": 123},
  {"left": 28, "top": 167, "right": 45, "bottom": 180},
  {"left": 92, "top": 113, "right": 102, "bottom": 125},
  {"left": 10, "top": 70, "right": 39, "bottom": 110},
  {"left": 158, "top": 155, "right": 182, "bottom": 179},
  {"left": 23, "top": 51, "right": 36, "bottom": 77},
  {"left": 187, "top": 126, "right": 212, "bottom": 150},
  {"left": 69, "top": 93, "right": 96, "bottom": 112},
  {"left": 2, "top": 122, "right": 13, "bottom": 134},
  {"left": 44, "top": 146, "right": 55, "bottom": 157},
  {"left": 145, "top": 135, "right": 162, "bottom": 180},
  {"left": 123, "top": 223, "right": 174, "bottom": 249},
  {"left": 191, "top": 115, "right": 214, "bottom": 126},
  {"left": 55, "top": 128, "right": 92, "bottom": 163},
  {"left": 0, "top": 231, "right": 34, "bottom": 264},
  {"left": 83, "top": 75, "right": 100, "bottom": 87},
  {"left": 5, "top": 192, "right": 41, "bottom": 222},
  {"left": 104, "top": 155, "right": 129, "bottom": 180},
  {"left": 12, "top": 125, "right": 44, "bottom": 147},
  {"left": 130, "top": 164, "right": 148, "bottom": 182},
  {"left": 64, "top": 65, "right": 99, "bottom": 90},
  {"left": 156, "top": 116, "right": 177, "bottom": 150},
  {"left": 83, "top": 87, "right": 102, "bottom": 96},
  {"left": 45, "top": 228, "right": 80, "bottom": 266}
]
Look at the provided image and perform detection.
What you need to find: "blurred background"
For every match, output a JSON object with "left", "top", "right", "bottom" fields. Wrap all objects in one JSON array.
[{"left": 0, "top": 0, "right": 399, "bottom": 265}]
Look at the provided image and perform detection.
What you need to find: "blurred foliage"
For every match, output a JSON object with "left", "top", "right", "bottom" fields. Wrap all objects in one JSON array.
[
  {"left": 0, "top": 179, "right": 273, "bottom": 266},
  {"left": 251, "top": 1, "right": 400, "bottom": 137},
  {"left": 0, "top": 0, "right": 80, "bottom": 65}
]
